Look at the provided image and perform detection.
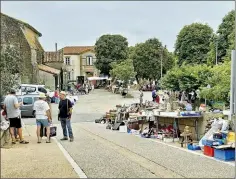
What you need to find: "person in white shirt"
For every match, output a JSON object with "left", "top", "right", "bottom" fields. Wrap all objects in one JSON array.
[{"left": 33, "top": 93, "right": 52, "bottom": 143}]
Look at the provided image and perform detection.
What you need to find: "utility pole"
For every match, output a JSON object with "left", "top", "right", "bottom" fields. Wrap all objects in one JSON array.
[
  {"left": 161, "top": 48, "right": 163, "bottom": 79},
  {"left": 160, "top": 45, "right": 166, "bottom": 80}
]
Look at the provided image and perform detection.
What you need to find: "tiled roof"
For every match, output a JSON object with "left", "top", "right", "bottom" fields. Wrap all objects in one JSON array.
[
  {"left": 63, "top": 46, "right": 94, "bottom": 55},
  {"left": 1, "top": 12, "right": 42, "bottom": 37},
  {"left": 38, "top": 64, "right": 60, "bottom": 75}
]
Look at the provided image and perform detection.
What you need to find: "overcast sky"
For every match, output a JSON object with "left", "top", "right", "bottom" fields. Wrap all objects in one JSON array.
[{"left": 2, "top": 1, "right": 234, "bottom": 52}]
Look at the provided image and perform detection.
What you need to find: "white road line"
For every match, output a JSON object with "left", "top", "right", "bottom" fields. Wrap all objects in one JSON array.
[
  {"left": 52, "top": 138, "right": 87, "bottom": 178},
  {"left": 134, "top": 135, "right": 235, "bottom": 167}
]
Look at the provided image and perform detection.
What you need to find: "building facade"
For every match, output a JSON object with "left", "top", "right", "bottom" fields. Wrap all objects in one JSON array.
[
  {"left": 1, "top": 13, "right": 61, "bottom": 91},
  {"left": 63, "top": 46, "right": 100, "bottom": 82}
]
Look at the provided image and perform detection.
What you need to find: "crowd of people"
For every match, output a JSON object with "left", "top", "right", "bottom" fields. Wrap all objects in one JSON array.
[
  {"left": 138, "top": 87, "right": 198, "bottom": 111},
  {"left": 0, "top": 89, "right": 74, "bottom": 148}
]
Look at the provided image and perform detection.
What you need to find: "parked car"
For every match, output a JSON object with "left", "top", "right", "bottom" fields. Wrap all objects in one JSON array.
[
  {"left": 17, "top": 94, "right": 40, "bottom": 117},
  {"left": 16, "top": 84, "right": 48, "bottom": 95}
]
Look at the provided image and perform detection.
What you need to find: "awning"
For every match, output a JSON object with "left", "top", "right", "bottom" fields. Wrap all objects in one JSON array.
[
  {"left": 38, "top": 64, "right": 60, "bottom": 75},
  {"left": 87, "top": 76, "right": 108, "bottom": 81}
]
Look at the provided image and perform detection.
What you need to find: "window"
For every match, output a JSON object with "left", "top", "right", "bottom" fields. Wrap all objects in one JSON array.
[
  {"left": 65, "top": 57, "right": 71, "bottom": 65},
  {"left": 21, "top": 87, "right": 36, "bottom": 93},
  {"left": 23, "top": 97, "right": 33, "bottom": 105},
  {"left": 86, "top": 56, "right": 93, "bottom": 65},
  {"left": 38, "top": 87, "right": 47, "bottom": 94}
]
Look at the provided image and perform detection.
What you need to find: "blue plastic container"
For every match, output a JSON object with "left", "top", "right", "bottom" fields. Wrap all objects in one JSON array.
[
  {"left": 187, "top": 144, "right": 201, "bottom": 150},
  {"left": 214, "top": 149, "right": 235, "bottom": 161},
  {"left": 202, "top": 139, "right": 207, "bottom": 146}
]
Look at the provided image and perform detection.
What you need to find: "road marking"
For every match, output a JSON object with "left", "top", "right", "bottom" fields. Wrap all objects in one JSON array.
[
  {"left": 133, "top": 135, "right": 235, "bottom": 167},
  {"left": 52, "top": 138, "right": 87, "bottom": 178}
]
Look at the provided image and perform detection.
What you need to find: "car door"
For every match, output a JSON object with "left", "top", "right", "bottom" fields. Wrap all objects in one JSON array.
[{"left": 21, "top": 97, "right": 34, "bottom": 117}]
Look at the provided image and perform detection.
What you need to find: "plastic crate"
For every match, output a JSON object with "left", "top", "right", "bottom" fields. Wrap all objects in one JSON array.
[
  {"left": 204, "top": 145, "right": 214, "bottom": 157},
  {"left": 214, "top": 149, "right": 235, "bottom": 161},
  {"left": 187, "top": 144, "right": 201, "bottom": 150}
]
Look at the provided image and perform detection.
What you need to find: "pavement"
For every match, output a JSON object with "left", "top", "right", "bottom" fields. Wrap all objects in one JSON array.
[
  {"left": 2, "top": 89, "right": 235, "bottom": 178},
  {"left": 1, "top": 125, "right": 79, "bottom": 178}
]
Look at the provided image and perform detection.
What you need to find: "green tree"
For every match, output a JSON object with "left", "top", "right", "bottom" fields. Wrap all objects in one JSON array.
[
  {"left": 161, "top": 64, "right": 212, "bottom": 92},
  {"left": 0, "top": 45, "right": 23, "bottom": 96},
  {"left": 94, "top": 34, "right": 129, "bottom": 75},
  {"left": 132, "top": 38, "right": 174, "bottom": 82},
  {"left": 217, "top": 10, "right": 235, "bottom": 61},
  {"left": 200, "top": 61, "right": 231, "bottom": 102},
  {"left": 110, "top": 59, "right": 136, "bottom": 88},
  {"left": 174, "top": 23, "right": 213, "bottom": 65}
]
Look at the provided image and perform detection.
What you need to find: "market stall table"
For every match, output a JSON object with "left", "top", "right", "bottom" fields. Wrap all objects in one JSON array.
[{"left": 153, "top": 114, "right": 203, "bottom": 141}]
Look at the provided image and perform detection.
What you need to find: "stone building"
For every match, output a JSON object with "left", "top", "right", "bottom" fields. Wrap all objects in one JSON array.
[
  {"left": 1, "top": 13, "right": 60, "bottom": 90},
  {"left": 1, "top": 12, "right": 43, "bottom": 84}
]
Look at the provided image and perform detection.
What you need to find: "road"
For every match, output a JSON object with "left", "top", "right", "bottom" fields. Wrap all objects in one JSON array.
[{"left": 22, "top": 89, "right": 235, "bottom": 178}]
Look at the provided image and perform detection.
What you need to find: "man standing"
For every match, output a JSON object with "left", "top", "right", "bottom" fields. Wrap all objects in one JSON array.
[
  {"left": 34, "top": 93, "right": 52, "bottom": 143},
  {"left": 3, "top": 89, "right": 29, "bottom": 144},
  {"left": 58, "top": 91, "right": 74, "bottom": 142}
]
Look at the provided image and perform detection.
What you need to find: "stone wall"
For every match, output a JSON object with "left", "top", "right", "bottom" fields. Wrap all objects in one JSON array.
[
  {"left": 38, "top": 70, "right": 55, "bottom": 90},
  {"left": 1, "top": 13, "right": 33, "bottom": 84}
]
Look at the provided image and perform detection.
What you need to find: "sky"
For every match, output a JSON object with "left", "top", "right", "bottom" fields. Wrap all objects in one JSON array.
[{"left": 2, "top": 1, "right": 234, "bottom": 52}]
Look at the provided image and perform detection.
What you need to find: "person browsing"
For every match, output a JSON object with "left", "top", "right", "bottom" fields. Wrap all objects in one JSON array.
[
  {"left": 58, "top": 91, "right": 74, "bottom": 142},
  {"left": 33, "top": 93, "right": 52, "bottom": 143}
]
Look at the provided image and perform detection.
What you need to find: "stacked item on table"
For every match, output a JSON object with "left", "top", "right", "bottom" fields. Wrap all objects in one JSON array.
[
  {"left": 141, "top": 127, "right": 157, "bottom": 138},
  {"left": 157, "top": 124, "right": 179, "bottom": 142},
  {"left": 204, "top": 118, "right": 215, "bottom": 134},
  {"left": 199, "top": 117, "right": 235, "bottom": 161},
  {"left": 213, "top": 132, "right": 235, "bottom": 161},
  {"left": 180, "top": 111, "right": 201, "bottom": 117},
  {"left": 95, "top": 115, "right": 106, "bottom": 124}
]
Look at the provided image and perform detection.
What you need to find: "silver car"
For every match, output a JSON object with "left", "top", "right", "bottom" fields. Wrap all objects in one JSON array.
[{"left": 17, "top": 94, "right": 40, "bottom": 117}]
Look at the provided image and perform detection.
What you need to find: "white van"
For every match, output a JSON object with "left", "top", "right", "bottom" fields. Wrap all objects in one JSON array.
[{"left": 16, "top": 84, "right": 48, "bottom": 95}]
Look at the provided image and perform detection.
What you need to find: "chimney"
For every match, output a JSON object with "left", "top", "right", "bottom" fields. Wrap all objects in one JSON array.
[{"left": 55, "top": 43, "right": 58, "bottom": 61}]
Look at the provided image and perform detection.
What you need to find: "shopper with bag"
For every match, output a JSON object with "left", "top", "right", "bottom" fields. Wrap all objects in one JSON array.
[
  {"left": 58, "top": 91, "right": 74, "bottom": 142},
  {"left": 34, "top": 93, "right": 52, "bottom": 143}
]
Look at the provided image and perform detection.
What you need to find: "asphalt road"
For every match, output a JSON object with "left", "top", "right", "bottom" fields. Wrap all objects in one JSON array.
[{"left": 23, "top": 89, "right": 235, "bottom": 178}]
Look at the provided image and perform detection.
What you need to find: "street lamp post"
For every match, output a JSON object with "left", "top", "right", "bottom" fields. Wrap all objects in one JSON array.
[
  {"left": 215, "top": 38, "right": 218, "bottom": 65},
  {"left": 160, "top": 45, "right": 166, "bottom": 80}
]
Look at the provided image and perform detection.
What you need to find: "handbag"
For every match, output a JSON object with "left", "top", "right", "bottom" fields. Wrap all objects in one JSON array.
[
  {"left": 0, "top": 120, "right": 10, "bottom": 131},
  {"left": 40, "top": 123, "right": 57, "bottom": 137}
]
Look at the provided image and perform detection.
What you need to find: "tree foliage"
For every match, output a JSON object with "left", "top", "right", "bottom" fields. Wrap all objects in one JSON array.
[
  {"left": 94, "top": 34, "right": 129, "bottom": 75},
  {"left": 217, "top": 10, "right": 235, "bottom": 61},
  {"left": 0, "top": 45, "right": 23, "bottom": 96},
  {"left": 110, "top": 59, "right": 136, "bottom": 86},
  {"left": 174, "top": 23, "right": 213, "bottom": 65},
  {"left": 200, "top": 61, "right": 231, "bottom": 102},
  {"left": 161, "top": 64, "right": 212, "bottom": 92},
  {"left": 132, "top": 38, "right": 174, "bottom": 81}
]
